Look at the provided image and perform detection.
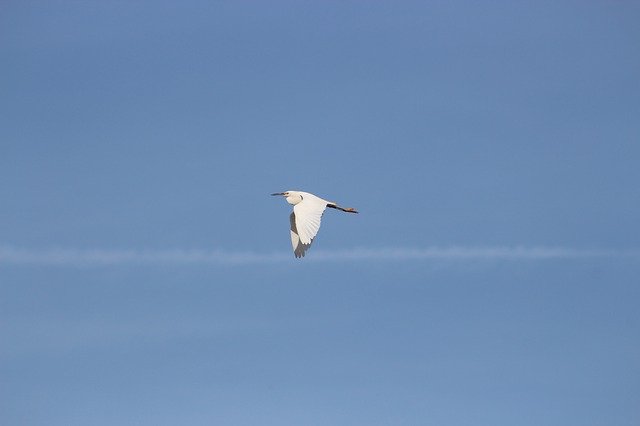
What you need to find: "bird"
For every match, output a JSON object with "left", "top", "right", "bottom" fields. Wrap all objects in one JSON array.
[{"left": 271, "top": 190, "right": 358, "bottom": 258}]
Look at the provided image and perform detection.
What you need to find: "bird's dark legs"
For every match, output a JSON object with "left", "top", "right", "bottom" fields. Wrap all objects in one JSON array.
[{"left": 327, "top": 203, "right": 358, "bottom": 213}]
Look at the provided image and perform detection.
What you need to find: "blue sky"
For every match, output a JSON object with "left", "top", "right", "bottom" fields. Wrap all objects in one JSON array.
[{"left": 1, "top": 1, "right": 639, "bottom": 425}]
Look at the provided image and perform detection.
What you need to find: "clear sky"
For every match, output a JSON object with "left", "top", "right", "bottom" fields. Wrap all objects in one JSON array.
[{"left": 1, "top": 1, "right": 639, "bottom": 425}]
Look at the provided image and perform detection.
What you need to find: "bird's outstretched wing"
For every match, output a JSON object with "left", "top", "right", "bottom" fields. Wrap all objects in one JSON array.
[
  {"left": 289, "top": 212, "right": 311, "bottom": 258},
  {"left": 293, "top": 196, "right": 327, "bottom": 246}
]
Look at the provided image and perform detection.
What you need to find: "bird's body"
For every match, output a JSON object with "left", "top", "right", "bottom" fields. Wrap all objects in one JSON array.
[{"left": 271, "top": 190, "right": 358, "bottom": 258}]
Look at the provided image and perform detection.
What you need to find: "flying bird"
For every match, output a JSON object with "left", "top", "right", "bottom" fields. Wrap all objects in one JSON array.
[{"left": 271, "top": 191, "right": 358, "bottom": 258}]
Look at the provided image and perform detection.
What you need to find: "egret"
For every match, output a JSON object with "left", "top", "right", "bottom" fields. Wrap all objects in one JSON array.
[{"left": 271, "top": 191, "right": 358, "bottom": 258}]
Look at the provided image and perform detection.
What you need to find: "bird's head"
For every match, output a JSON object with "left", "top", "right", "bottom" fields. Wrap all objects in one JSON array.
[{"left": 271, "top": 191, "right": 303, "bottom": 205}]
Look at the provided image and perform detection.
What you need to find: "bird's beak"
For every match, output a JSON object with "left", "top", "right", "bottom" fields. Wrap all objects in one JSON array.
[{"left": 271, "top": 192, "right": 285, "bottom": 196}]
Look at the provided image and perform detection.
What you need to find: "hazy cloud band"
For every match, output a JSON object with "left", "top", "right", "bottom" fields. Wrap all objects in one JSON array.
[{"left": 1, "top": 245, "right": 638, "bottom": 266}]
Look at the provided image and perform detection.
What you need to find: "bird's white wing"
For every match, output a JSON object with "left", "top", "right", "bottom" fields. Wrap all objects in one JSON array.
[
  {"left": 289, "top": 212, "right": 311, "bottom": 258},
  {"left": 293, "top": 195, "right": 327, "bottom": 245}
]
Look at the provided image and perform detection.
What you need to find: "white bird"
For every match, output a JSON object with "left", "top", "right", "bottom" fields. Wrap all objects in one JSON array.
[{"left": 271, "top": 190, "right": 358, "bottom": 258}]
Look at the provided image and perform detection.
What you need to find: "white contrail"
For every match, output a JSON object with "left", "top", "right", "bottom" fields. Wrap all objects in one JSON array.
[
  {"left": 308, "top": 247, "right": 639, "bottom": 261},
  {"left": 0, "top": 245, "right": 638, "bottom": 266}
]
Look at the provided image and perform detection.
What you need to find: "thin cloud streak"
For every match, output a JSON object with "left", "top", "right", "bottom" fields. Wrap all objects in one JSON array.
[
  {"left": 1, "top": 245, "right": 638, "bottom": 267},
  {"left": 310, "top": 247, "right": 640, "bottom": 261}
]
